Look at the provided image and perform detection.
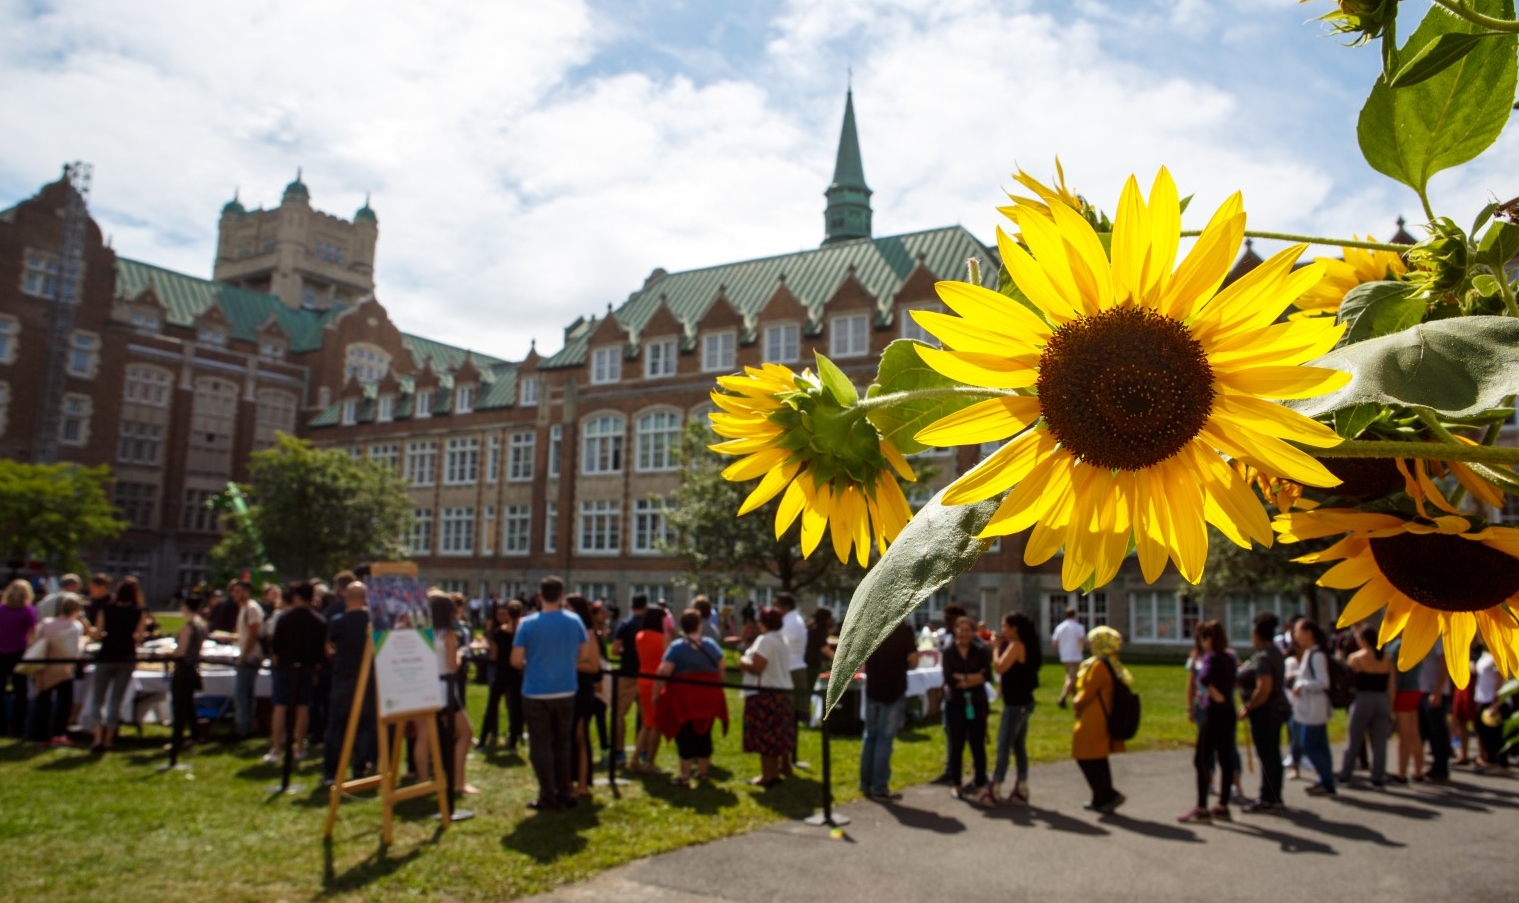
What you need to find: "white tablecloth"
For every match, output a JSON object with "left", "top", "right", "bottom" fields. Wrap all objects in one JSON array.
[
  {"left": 811, "top": 665, "right": 954, "bottom": 725},
  {"left": 78, "top": 665, "right": 272, "bottom": 726}
]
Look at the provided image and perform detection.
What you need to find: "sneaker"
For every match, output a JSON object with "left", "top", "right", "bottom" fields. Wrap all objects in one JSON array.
[
  {"left": 1013, "top": 780, "right": 1030, "bottom": 805},
  {"left": 1177, "top": 807, "right": 1212, "bottom": 823},
  {"left": 870, "top": 790, "right": 903, "bottom": 801},
  {"left": 1097, "top": 794, "right": 1126, "bottom": 815},
  {"left": 1370, "top": 781, "right": 1387, "bottom": 791},
  {"left": 261, "top": 752, "right": 281, "bottom": 765},
  {"left": 929, "top": 773, "right": 959, "bottom": 786},
  {"left": 1242, "top": 799, "right": 1283, "bottom": 814},
  {"left": 1208, "top": 805, "right": 1232, "bottom": 822},
  {"left": 1305, "top": 784, "right": 1336, "bottom": 797}
]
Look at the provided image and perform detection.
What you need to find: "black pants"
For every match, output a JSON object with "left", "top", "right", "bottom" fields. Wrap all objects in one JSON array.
[
  {"left": 1420, "top": 694, "right": 1451, "bottom": 778},
  {"left": 524, "top": 696, "right": 576, "bottom": 802},
  {"left": 1249, "top": 709, "right": 1285, "bottom": 804},
  {"left": 26, "top": 679, "right": 72, "bottom": 741},
  {"left": 1077, "top": 757, "right": 1119, "bottom": 808},
  {"left": 480, "top": 666, "right": 523, "bottom": 744},
  {"left": 0, "top": 652, "right": 26, "bottom": 738},
  {"left": 170, "top": 665, "right": 201, "bottom": 750},
  {"left": 1195, "top": 705, "right": 1238, "bottom": 808},
  {"left": 676, "top": 722, "right": 713, "bottom": 761},
  {"left": 324, "top": 677, "right": 377, "bottom": 782},
  {"left": 945, "top": 703, "right": 987, "bottom": 785}
]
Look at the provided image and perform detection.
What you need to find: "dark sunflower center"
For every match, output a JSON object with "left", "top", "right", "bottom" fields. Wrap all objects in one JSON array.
[
  {"left": 1369, "top": 532, "right": 1519, "bottom": 613},
  {"left": 1036, "top": 306, "right": 1215, "bottom": 471},
  {"left": 1320, "top": 456, "right": 1405, "bottom": 501}
]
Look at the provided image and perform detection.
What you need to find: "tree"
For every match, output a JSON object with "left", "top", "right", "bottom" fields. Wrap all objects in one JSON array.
[
  {"left": 660, "top": 423, "right": 866, "bottom": 600},
  {"left": 212, "top": 434, "right": 413, "bottom": 581},
  {"left": 1197, "top": 527, "right": 1336, "bottom": 623},
  {"left": 0, "top": 460, "right": 126, "bottom": 577}
]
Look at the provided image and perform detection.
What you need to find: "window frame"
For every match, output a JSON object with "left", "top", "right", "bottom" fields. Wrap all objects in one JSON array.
[
  {"left": 701, "top": 330, "right": 736, "bottom": 373},
  {"left": 580, "top": 414, "right": 625, "bottom": 475},
  {"left": 443, "top": 437, "right": 480, "bottom": 486},
  {"left": 644, "top": 337, "right": 678, "bottom": 379},
  {"left": 635, "top": 409, "right": 681, "bottom": 473},
  {"left": 519, "top": 376, "right": 539, "bottom": 407},
  {"left": 0, "top": 315, "right": 18, "bottom": 365},
  {"left": 502, "top": 504, "right": 532, "bottom": 555},
  {"left": 590, "top": 346, "right": 622, "bottom": 385},
  {"left": 631, "top": 496, "right": 674, "bottom": 554},
  {"left": 577, "top": 499, "right": 622, "bottom": 555},
  {"left": 763, "top": 322, "right": 800, "bottom": 364},
  {"left": 59, "top": 393, "right": 92, "bottom": 446},
  {"left": 507, "top": 430, "right": 535, "bottom": 482},
  {"left": 829, "top": 312, "right": 870, "bottom": 358}
]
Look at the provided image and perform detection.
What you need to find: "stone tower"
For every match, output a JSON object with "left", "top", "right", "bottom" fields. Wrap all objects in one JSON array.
[
  {"left": 212, "top": 171, "right": 378, "bottom": 310},
  {"left": 822, "top": 89, "right": 872, "bottom": 246}
]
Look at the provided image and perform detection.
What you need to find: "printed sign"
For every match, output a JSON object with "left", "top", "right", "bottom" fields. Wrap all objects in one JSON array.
[{"left": 372, "top": 627, "right": 443, "bottom": 718}]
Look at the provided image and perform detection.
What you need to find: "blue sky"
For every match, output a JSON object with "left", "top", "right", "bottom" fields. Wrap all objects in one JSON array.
[{"left": 1, "top": 0, "right": 1509, "bottom": 360}]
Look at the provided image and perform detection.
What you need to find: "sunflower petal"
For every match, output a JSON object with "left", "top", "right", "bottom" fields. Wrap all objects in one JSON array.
[
  {"left": 1441, "top": 612, "right": 1476, "bottom": 689},
  {"left": 914, "top": 345, "right": 1039, "bottom": 389},
  {"left": 943, "top": 429, "right": 1053, "bottom": 505},
  {"left": 916, "top": 396, "right": 1043, "bottom": 446},
  {"left": 1215, "top": 365, "right": 1351, "bottom": 400},
  {"left": 739, "top": 461, "right": 800, "bottom": 516}
]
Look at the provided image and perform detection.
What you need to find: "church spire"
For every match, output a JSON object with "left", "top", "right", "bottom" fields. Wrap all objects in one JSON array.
[{"left": 823, "top": 87, "right": 872, "bottom": 246}]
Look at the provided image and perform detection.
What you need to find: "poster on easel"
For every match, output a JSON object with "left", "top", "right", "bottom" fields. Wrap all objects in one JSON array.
[{"left": 372, "top": 627, "right": 444, "bottom": 718}]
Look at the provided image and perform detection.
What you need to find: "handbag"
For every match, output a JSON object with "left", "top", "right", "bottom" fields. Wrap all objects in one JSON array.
[{"left": 15, "top": 633, "right": 50, "bottom": 677}]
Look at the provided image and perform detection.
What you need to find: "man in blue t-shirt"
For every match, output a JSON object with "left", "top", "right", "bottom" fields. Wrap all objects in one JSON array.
[{"left": 512, "top": 575, "right": 594, "bottom": 809}]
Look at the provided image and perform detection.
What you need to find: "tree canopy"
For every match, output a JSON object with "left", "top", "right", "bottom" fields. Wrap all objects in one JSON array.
[{"left": 0, "top": 460, "right": 125, "bottom": 577}]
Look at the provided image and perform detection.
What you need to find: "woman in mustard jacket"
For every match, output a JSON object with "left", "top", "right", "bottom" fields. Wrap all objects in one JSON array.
[{"left": 1073, "top": 625, "right": 1130, "bottom": 814}]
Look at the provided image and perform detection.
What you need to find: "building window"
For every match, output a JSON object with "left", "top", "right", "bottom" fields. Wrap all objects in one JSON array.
[
  {"left": 456, "top": 385, "right": 475, "bottom": 414},
  {"left": 345, "top": 343, "right": 390, "bottom": 382},
  {"left": 591, "top": 346, "right": 621, "bottom": 385},
  {"left": 444, "top": 437, "right": 479, "bottom": 485},
  {"left": 60, "top": 393, "right": 91, "bottom": 446},
  {"left": 414, "top": 388, "right": 433, "bottom": 418},
  {"left": 254, "top": 389, "right": 297, "bottom": 449},
  {"left": 410, "top": 508, "right": 433, "bottom": 555},
  {"left": 21, "top": 249, "right": 61, "bottom": 298},
  {"left": 701, "top": 331, "right": 736, "bottom": 372},
  {"left": 486, "top": 435, "right": 501, "bottom": 483},
  {"left": 0, "top": 316, "right": 17, "bottom": 364},
  {"left": 439, "top": 507, "right": 476, "bottom": 555},
  {"left": 503, "top": 505, "right": 531, "bottom": 555},
  {"left": 507, "top": 431, "right": 535, "bottom": 482},
  {"left": 113, "top": 483, "right": 156, "bottom": 529},
  {"left": 481, "top": 506, "right": 496, "bottom": 554},
  {"left": 629, "top": 584, "right": 675, "bottom": 607},
  {"left": 636, "top": 409, "right": 681, "bottom": 472},
  {"left": 314, "top": 239, "right": 345, "bottom": 264},
  {"left": 1129, "top": 591, "right": 1201, "bottom": 644},
  {"left": 368, "top": 443, "right": 399, "bottom": 472},
  {"left": 519, "top": 376, "right": 539, "bottom": 407},
  {"left": 178, "top": 552, "right": 208, "bottom": 590},
  {"left": 259, "top": 341, "right": 285, "bottom": 361},
  {"left": 1225, "top": 594, "right": 1291, "bottom": 646},
  {"left": 124, "top": 365, "right": 172, "bottom": 407},
  {"left": 545, "top": 501, "right": 558, "bottom": 553},
  {"left": 117, "top": 421, "right": 163, "bottom": 466},
  {"left": 645, "top": 338, "right": 677, "bottom": 378},
  {"left": 181, "top": 489, "right": 218, "bottom": 532},
  {"left": 1044, "top": 591, "right": 1108, "bottom": 637},
  {"left": 548, "top": 425, "right": 562, "bottom": 479},
  {"left": 830, "top": 313, "right": 870, "bottom": 358},
  {"left": 763, "top": 323, "right": 799, "bottom": 364},
  {"left": 898, "top": 302, "right": 943, "bottom": 343},
  {"left": 576, "top": 583, "right": 620, "bottom": 604},
  {"left": 189, "top": 377, "right": 237, "bottom": 473},
  {"left": 197, "top": 327, "right": 227, "bottom": 347},
  {"left": 632, "top": 497, "right": 674, "bottom": 554},
  {"left": 0, "top": 382, "right": 8, "bottom": 437},
  {"left": 66, "top": 331, "right": 99, "bottom": 378},
  {"left": 406, "top": 440, "right": 437, "bottom": 486},
  {"left": 581, "top": 414, "right": 624, "bottom": 474},
  {"left": 340, "top": 399, "right": 358, "bottom": 426},
  {"left": 129, "top": 310, "right": 160, "bottom": 332},
  {"left": 578, "top": 499, "right": 622, "bottom": 554},
  {"left": 376, "top": 394, "right": 394, "bottom": 423}
]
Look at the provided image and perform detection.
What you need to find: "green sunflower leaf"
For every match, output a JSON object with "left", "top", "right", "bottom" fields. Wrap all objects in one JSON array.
[
  {"left": 1336, "top": 280, "right": 1425, "bottom": 346},
  {"left": 1288, "top": 316, "right": 1519, "bottom": 419},
  {"left": 814, "top": 352, "right": 858, "bottom": 407},
  {"left": 1477, "top": 220, "right": 1519, "bottom": 271},
  {"left": 1356, "top": 0, "right": 1517, "bottom": 200},
  {"left": 865, "top": 339, "right": 984, "bottom": 455},
  {"left": 1388, "top": 31, "right": 1488, "bottom": 88},
  {"left": 827, "top": 482, "right": 999, "bottom": 714}
]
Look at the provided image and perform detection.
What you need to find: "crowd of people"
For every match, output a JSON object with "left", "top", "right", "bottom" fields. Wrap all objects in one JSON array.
[{"left": 2, "top": 571, "right": 1512, "bottom": 823}]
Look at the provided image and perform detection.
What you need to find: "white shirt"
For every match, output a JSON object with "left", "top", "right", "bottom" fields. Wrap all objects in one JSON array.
[
  {"left": 742, "top": 632, "right": 794, "bottom": 694},
  {"left": 1474, "top": 652, "right": 1500, "bottom": 705},
  {"left": 1292, "top": 648, "right": 1331, "bottom": 726},
  {"left": 1052, "top": 619, "right": 1086, "bottom": 663},
  {"left": 235, "top": 602, "right": 264, "bottom": 664},
  {"left": 780, "top": 609, "right": 807, "bottom": 672}
]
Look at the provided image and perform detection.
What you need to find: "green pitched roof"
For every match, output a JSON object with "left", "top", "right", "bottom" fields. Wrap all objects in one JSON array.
[
  {"left": 551, "top": 226, "right": 992, "bottom": 368},
  {"left": 115, "top": 257, "right": 342, "bottom": 351},
  {"left": 401, "top": 332, "right": 507, "bottom": 374}
]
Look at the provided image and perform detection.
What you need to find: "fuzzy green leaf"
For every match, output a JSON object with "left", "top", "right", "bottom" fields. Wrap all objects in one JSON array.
[
  {"left": 865, "top": 339, "right": 985, "bottom": 455},
  {"left": 1357, "top": 0, "right": 1517, "bottom": 198},
  {"left": 1336, "top": 280, "right": 1425, "bottom": 345},
  {"left": 1288, "top": 316, "right": 1519, "bottom": 419},
  {"left": 826, "top": 482, "right": 999, "bottom": 713}
]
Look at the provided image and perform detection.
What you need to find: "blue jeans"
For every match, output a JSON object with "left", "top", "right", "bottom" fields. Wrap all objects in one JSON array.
[
  {"left": 1299, "top": 722, "right": 1335, "bottom": 791},
  {"left": 993, "top": 703, "right": 1033, "bottom": 784},
  {"left": 234, "top": 662, "right": 260, "bottom": 736},
  {"left": 859, "top": 696, "right": 906, "bottom": 795}
]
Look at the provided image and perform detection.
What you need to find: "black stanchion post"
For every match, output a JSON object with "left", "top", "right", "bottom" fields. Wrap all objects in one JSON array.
[
  {"left": 804, "top": 704, "right": 850, "bottom": 828},
  {"left": 439, "top": 708, "right": 456, "bottom": 817}
]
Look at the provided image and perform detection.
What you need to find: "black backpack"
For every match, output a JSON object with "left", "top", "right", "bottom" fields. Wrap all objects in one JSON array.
[
  {"left": 1318, "top": 651, "right": 1357, "bottom": 710},
  {"left": 1099, "top": 659, "right": 1142, "bottom": 742}
]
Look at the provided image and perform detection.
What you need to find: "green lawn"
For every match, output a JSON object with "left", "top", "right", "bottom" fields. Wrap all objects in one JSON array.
[{"left": 1, "top": 661, "right": 1200, "bottom": 902}]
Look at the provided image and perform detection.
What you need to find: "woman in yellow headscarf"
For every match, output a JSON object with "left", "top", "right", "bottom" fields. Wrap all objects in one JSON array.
[{"left": 1073, "top": 625, "right": 1133, "bottom": 814}]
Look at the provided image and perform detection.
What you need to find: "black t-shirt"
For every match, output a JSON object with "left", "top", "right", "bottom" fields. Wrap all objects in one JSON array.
[
  {"left": 805, "top": 623, "right": 831, "bottom": 670},
  {"left": 1245, "top": 644, "right": 1288, "bottom": 714},
  {"left": 271, "top": 606, "right": 328, "bottom": 670},
  {"left": 327, "top": 609, "right": 370, "bottom": 680},
  {"left": 98, "top": 604, "right": 143, "bottom": 661},
  {"left": 943, "top": 640, "right": 993, "bottom": 715},
  {"left": 85, "top": 593, "right": 112, "bottom": 630},
  {"left": 206, "top": 596, "right": 239, "bottom": 634},
  {"left": 615, "top": 614, "right": 643, "bottom": 676},
  {"left": 865, "top": 622, "right": 917, "bottom": 703},
  {"left": 1000, "top": 654, "right": 1037, "bottom": 707}
]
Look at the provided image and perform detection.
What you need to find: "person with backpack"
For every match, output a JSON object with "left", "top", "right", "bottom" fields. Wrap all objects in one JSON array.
[
  {"left": 1072, "top": 625, "right": 1134, "bottom": 814},
  {"left": 1290, "top": 619, "right": 1336, "bottom": 797},
  {"left": 1179, "top": 620, "right": 1238, "bottom": 823}
]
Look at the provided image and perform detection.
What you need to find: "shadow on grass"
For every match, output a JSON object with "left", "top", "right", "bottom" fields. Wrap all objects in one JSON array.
[
  {"left": 745, "top": 773, "right": 824, "bottom": 819},
  {"left": 35, "top": 751, "right": 100, "bottom": 771},
  {"left": 638, "top": 771, "right": 741, "bottom": 815},
  {"left": 500, "top": 803, "right": 601, "bottom": 863},
  {"left": 318, "top": 834, "right": 433, "bottom": 898}
]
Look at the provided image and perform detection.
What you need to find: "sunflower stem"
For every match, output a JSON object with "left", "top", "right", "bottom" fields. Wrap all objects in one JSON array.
[
  {"left": 1430, "top": 0, "right": 1519, "bottom": 33},
  {"left": 855, "top": 386, "right": 1017, "bottom": 413},
  {"left": 1178, "top": 229, "right": 1409, "bottom": 252},
  {"left": 1309, "top": 438, "right": 1519, "bottom": 466},
  {"left": 1480, "top": 396, "right": 1516, "bottom": 447}
]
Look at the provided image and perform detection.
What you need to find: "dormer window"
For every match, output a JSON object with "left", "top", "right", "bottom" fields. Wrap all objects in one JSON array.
[
  {"left": 415, "top": 389, "right": 433, "bottom": 418},
  {"left": 701, "top": 330, "right": 736, "bottom": 372},
  {"left": 829, "top": 313, "right": 870, "bottom": 358},
  {"left": 129, "top": 310, "right": 160, "bottom": 333},
  {"left": 519, "top": 376, "right": 539, "bottom": 407},
  {"left": 340, "top": 399, "right": 358, "bottom": 426},
  {"left": 763, "top": 323, "right": 799, "bottom": 364},
  {"left": 197, "top": 327, "right": 227, "bottom": 347},
  {"left": 345, "top": 343, "right": 390, "bottom": 382},
  {"left": 456, "top": 385, "right": 476, "bottom": 415},
  {"left": 258, "top": 341, "right": 285, "bottom": 361},
  {"left": 591, "top": 347, "right": 621, "bottom": 385},
  {"left": 377, "top": 394, "right": 395, "bottom": 423},
  {"left": 644, "top": 338, "right": 677, "bottom": 378}
]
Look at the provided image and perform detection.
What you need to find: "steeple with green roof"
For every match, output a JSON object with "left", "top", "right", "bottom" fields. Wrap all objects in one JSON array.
[{"left": 822, "top": 88, "right": 872, "bottom": 246}]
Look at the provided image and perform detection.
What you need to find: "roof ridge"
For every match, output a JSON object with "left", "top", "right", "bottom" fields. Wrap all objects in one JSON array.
[{"left": 641, "top": 225, "right": 977, "bottom": 284}]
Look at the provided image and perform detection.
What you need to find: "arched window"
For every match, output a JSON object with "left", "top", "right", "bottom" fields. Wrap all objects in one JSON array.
[
  {"left": 189, "top": 377, "right": 238, "bottom": 475},
  {"left": 344, "top": 342, "right": 391, "bottom": 382},
  {"left": 255, "top": 389, "right": 298, "bottom": 448},
  {"left": 581, "top": 413, "right": 625, "bottom": 475},
  {"left": 635, "top": 409, "right": 681, "bottom": 472}
]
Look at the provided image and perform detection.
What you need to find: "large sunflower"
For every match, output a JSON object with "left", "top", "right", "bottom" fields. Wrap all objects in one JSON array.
[
  {"left": 709, "top": 362, "right": 916, "bottom": 566},
  {"left": 1292, "top": 239, "right": 1408, "bottom": 317},
  {"left": 1275, "top": 506, "right": 1519, "bottom": 687},
  {"left": 912, "top": 168, "right": 1350, "bottom": 590}
]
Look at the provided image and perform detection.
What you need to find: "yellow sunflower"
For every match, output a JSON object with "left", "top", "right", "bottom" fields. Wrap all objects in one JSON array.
[
  {"left": 996, "top": 158, "right": 1085, "bottom": 227},
  {"left": 1292, "top": 239, "right": 1408, "bottom": 317},
  {"left": 911, "top": 168, "right": 1350, "bottom": 591},
  {"left": 1275, "top": 507, "right": 1519, "bottom": 687},
  {"left": 709, "top": 362, "right": 916, "bottom": 566}
]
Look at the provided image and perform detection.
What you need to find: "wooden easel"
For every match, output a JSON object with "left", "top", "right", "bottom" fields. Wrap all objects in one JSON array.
[{"left": 323, "top": 632, "right": 449, "bottom": 843}]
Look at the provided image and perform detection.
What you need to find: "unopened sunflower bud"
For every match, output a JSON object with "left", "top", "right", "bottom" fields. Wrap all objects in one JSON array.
[
  {"left": 1302, "top": 0, "right": 1396, "bottom": 45},
  {"left": 1406, "top": 217, "right": 1470, "bottom": 299}
]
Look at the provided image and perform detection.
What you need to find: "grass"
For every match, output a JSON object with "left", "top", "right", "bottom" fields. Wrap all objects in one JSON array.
[{"left": 1, "top": 660, "right": 1200, "bottom": 902}]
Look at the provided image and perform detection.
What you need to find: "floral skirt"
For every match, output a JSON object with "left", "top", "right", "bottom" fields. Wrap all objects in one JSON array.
[{"left": 743, "top": 692, "right": 796, "bottom": 757}]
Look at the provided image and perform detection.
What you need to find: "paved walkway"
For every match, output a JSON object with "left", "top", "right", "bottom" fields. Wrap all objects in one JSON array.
[{"left": 522, "top": 750, "right": 1518, "bottom": 903}]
